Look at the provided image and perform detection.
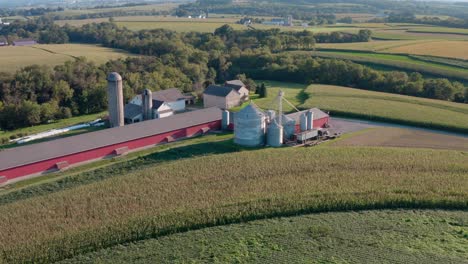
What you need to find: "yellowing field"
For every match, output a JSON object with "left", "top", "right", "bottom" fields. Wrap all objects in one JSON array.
[
  {"left": 0, "top": 44, "right": 132, "bottom": 73},
  {"left": 386, "top": 40, "right": 468, "bottom": 60}
]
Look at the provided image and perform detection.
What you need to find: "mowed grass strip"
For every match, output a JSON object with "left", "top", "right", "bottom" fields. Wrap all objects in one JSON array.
[
  {"left": 0, "top": 44, "right": 131, "bottom": 74},
  {"left": 0, "top": 111, "right": 106, "bottom": 144},
  {"left": 301, "top": 85, "right": 468, "bottom": 133},
  {"left": 59, "top": 210, "right": 468, "bottom": 263},
  {"left": 0, "top": 146, "right": 467, "bottom": 263}
]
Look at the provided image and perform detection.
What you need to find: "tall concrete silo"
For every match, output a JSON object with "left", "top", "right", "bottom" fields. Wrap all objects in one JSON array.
[
  {"left": 142, "top": 88, "right": 153, "bottom": 120},
  {"left": 234, "top": 103, "right": 266, "bottom": 147},
  {"left": 107, "top": 72, "right": 124, "bottom": 127}
]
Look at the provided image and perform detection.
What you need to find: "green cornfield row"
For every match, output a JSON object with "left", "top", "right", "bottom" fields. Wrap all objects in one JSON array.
[{"left": 0, "top": 146, "right": 467, "bottom": 263}]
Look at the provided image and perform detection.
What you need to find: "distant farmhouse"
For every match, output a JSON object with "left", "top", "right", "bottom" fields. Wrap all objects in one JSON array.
[
  {"left": 13, "top": 39, "right": 37, "bottom": 46},
  {"left": 203, "top": 80, "right": 249, "bottom": 109},
  {"left": 263, "top": 16, "right": 293, "bottom": 26},
  {"left": 125, "top": 88, "right": 195, "bottom": 124}
]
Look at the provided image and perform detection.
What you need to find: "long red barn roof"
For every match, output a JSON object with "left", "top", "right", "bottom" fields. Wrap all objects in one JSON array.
[{"left": 0, "top": 107, "right": 222, "bottom": 171}]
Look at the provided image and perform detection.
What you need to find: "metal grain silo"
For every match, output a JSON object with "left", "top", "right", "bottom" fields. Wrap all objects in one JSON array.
[
  {"left": 267, "top": 119, "right": 283, "bottom": 147},
  {"left": 307, "top": 110, "right": 314, "bottom": 130},
  {"left": 277, "top": 114, "right": 296, "bottom": 139},
  {"left": 266, "top": 110, "right": 276, "bottom": 123},
  {"left": 107, "top": 72, "right": 124, "bottom": 127},
  {"left": 300, "top": 112, "right": 308, "bottom": 132},
  {"left": 234, "top": 103, "right": 266, "bottom": 147},
  {"left": 222, "top": 110, "right": 230, "bottom": 130},
  {"left": 142, "top": 88, "right": 153, "bottom": 120}
]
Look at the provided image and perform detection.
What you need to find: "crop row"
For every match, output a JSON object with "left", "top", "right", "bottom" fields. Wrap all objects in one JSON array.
[
  {"left": 311, "top": 51, "right": 468, "bottom": 81},
  {"left": 0, "top": 146, "right": 466, "bottom": 263},
  {"left": 301, "top": 84, "right": 468, "bottom": 133}
]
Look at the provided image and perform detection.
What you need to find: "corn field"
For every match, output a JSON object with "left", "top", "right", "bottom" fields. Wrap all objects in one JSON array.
[{"left": 0, "top": 146, "right": 467, "bottom": 263}]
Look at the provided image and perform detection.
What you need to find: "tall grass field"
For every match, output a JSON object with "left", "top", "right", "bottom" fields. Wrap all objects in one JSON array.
[
  {"left": 0, "top": 146, "right": 467, "bottom": 263},
  {"left": 301, "top": 84, "right": 468, "bottom": 133}
]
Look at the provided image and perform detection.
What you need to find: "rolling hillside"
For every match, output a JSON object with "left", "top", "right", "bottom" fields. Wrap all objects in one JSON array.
[
  {"left": 0, "top": 145, "right": 467, "bottom": 263},
  {"left": 301, "top": 84, "right": 468, "bottom": 133}
]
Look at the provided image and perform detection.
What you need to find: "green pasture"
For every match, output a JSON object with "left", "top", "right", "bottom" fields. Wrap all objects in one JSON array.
[
  {"left": 301, "top": 84, "right": 468, "bottom": 133},
  {"left": 0, "top": 111, "right": 106, "bottom": 144}
]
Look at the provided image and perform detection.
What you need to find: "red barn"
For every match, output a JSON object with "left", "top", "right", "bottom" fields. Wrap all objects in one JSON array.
[
  {"left": 286, "top": 108, "right": 330, "bottom": 133},
  {"left": 0, "top": 108, "right": 222, "bottom": 185}
]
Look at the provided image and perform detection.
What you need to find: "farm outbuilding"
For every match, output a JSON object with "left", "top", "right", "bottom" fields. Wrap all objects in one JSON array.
[
  {"left": 203, "top": 85, "right": 242, "bottom": 110},
  {"left": 0, "top": 107, "right": 222, "bottom": 185}
]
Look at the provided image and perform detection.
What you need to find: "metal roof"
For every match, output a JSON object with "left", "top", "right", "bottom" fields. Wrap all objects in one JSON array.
[
  {"left": 237, "top": 102, "right": 265, "bottom": 117},
  {"left": 0, "top": 107, "right": 222, "bottom": 171},
  {"left": 124, "top": 103, "right": 143, "bottom": 119},
  {"left": 225, "top": 80, "right": 246, "bottom": 91},
  {"left": 152, "top": 88, "right": 185, "bottom": 102},
  {"left": 286, "top": 108, "right": 329, "bottom": 123},
  {"left": 204, "top": 85, "right": 237, "bottom": 97}
]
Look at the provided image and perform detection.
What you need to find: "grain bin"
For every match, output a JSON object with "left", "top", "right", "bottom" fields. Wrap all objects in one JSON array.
[
  {"left": 267, "top": 119, "right": 283, "bottom": 147},
  {"left": 266, "top": 110, "right": 276, "bottom": 123},
  {"left": 234, "top": 103, "right": 266, "bottom": 147},
  {"left": 307, "top": 110, "right": 314, "bottom": 130},
  {"left": 300, "top": 112, "right": 308, "bottom": 132},
  {"left": 222, "top": 110, "right": 230, "bottom": 130},
  {"left": 277, "top": 114, "right": 296, "bottom": 140}
]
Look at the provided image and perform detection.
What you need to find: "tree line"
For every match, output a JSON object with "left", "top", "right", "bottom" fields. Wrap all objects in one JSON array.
[{"left": 0, "top": 22, "right": 466, "bottom": 131}]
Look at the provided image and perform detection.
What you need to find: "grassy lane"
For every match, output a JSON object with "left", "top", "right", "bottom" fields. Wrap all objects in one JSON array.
[
  {"left": 0, "top": 146, "right": 466, "bottom": 262},
  {"left": 59, "top": 210, "right": 468, "bottom": 263},
  {"left": 301, "top": 85, "right": 468, "bottom": 133}
]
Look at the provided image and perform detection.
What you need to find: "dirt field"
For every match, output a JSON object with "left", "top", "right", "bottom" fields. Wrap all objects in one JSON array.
[{"left": 331, "top": 127, "right": 468, "bottom": 151}]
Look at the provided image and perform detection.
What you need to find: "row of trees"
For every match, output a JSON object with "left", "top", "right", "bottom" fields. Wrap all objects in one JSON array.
[
  {"left": 0, "top": 22, "right": 466, "bottom": 130},
  {"left": 376, "top": 11, "right": 468, "bottom": 29},
  {"left": 227, "top": 51, "right": 468, "bottom": 102}
]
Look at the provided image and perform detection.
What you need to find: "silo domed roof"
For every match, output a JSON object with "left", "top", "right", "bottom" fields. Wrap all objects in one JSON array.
[
  {"left": 107, "top": 72, "right": 122, "bottom": 82},
  {"left": 237, "top": 102, "right": 265, "bottom": 118}
]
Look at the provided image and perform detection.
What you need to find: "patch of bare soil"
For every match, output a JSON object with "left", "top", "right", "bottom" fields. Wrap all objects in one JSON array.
[{"left": 332, "top": 127, "right": 468, "bottom": 151}]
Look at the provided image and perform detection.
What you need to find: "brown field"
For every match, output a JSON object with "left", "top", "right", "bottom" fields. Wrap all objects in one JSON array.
[
  {"left": 331, "top": 127, "right": 468, "bottom": 151},
  {"left": 386, "top": 40, "right": 468, "bottom": 60}
]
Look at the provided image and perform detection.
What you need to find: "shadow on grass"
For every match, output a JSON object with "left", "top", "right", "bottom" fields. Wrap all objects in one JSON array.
[{"left": 0, "top": 139, "right": 256, "bottom": 205}]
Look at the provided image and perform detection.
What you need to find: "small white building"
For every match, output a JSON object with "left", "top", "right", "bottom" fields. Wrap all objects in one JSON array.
[
  {"left": 125, "top": 88, "right": 192, "bottom": 124},
  {"left": 153, "top": 88, "right": 189, "bottom": 113},
  {"left": 152, "top": 101, "right": 174, "bottom": 119}
]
